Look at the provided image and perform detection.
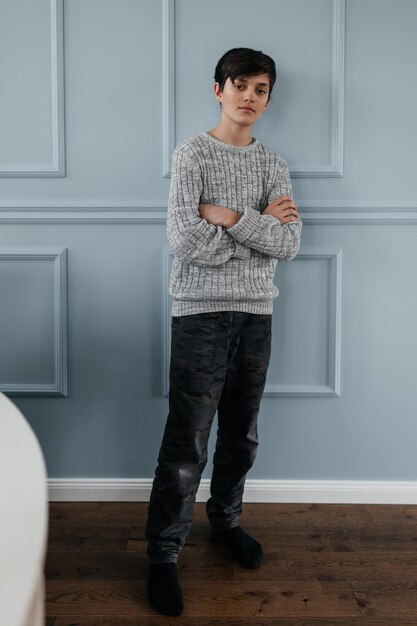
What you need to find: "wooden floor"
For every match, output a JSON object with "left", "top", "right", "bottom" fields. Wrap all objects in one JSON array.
[{"left": 45, "top": 502, "right": 417, "bottom": 625}]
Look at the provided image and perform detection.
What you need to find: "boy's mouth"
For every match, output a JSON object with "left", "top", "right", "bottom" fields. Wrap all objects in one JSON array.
[{"left": 239, "top": 107, "right": 255, "bottom": 112}]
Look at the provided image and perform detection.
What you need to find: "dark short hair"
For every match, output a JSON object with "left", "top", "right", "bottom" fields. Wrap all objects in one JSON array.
[{"left": 214, "top": 47, "right": 277, "bottom": 100}]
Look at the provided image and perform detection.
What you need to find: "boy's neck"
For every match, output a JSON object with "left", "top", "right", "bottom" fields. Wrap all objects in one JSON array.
[{"left": 207, "top": 123, "right": 254, "bottom": 147}]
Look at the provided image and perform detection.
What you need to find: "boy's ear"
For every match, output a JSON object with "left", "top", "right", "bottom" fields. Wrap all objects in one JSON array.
[{"left": 213, "top": 82, "right": 222, "bottom": 104}]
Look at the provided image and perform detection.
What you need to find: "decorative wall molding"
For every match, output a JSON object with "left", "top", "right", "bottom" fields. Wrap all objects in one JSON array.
[
  {"left": 161, "top": 248, "right": 342, "bottom": 398},
  {"left": 162, "top": 248, "right": 172, "bottom": 398},
  {"left": 290, "top": 0, "right": 345, "bottom": 178},
  {"left": 298, "top": 205, "right": 417, "bottom": 225},
  {"left": 0, "top": 0, "right": 65, "bottom": 177},
  {"left": 162, "top": 0, "right": 176, "bottom": 178},
  {"left": 330, "top": 0, "right": 346, "bottom": 178},
  {"left": 265, "top": 248, "right": 342, "bottom": 396},
  {"left": 162, "top": 0, "right": 346, "bottom": 178},
  {"left": 0, "top": 204, "right": 417, "bottom": 224},
  {"left": 48, "top": 477, "right": 417, "bottom": 504},
  {"left": 0, "top": 205, "right": 168, "bottom": 224},
  {"left": 0, "top": 248, "right": 68, "bottom": 396},
  {"left": 50, "top": 0, "right": 66, "bottom": 177}
]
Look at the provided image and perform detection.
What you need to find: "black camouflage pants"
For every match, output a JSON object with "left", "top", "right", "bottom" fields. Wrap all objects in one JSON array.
[{"left": 145, "top": 311, "right": 272, "bottom": 563}]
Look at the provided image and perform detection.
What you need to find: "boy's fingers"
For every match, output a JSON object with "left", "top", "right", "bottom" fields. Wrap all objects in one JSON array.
[
  {"left": 279, "top": 202, "right": 297, "bottom": 211},
  {"left": 276, "top": 195, "right": 293, "bottom": 204},
  {"left": 277, "top": 198, "right": 296, "bottom": 207}
]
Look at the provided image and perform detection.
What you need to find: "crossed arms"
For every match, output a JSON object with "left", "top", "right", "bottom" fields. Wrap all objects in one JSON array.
[
  {"left": 167, "top": 148, "right": 302, "bottom": 267},
  {"left": 199, "top": 195, "right": 299, "bottom": 228}
]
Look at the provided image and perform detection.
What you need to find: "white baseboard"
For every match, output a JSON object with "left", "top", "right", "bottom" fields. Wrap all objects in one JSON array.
[{"left": 48, "top": 478, "right": 417, "bottom": 504}]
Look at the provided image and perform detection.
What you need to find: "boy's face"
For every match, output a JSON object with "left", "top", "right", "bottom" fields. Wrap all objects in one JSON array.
[{"left": 214, "top": 73, "right": 271, "bottom": 127}]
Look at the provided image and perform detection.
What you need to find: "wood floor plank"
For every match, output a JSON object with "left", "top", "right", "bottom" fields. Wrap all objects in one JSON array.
[
  {"left": 49, "top": 502, "right": 312, "bottom": 529},
  {"left": 233, "top": 550, "right": 417, "bottom": 582},
  {"left": 46, "top": 580, "right": 359, "bottom": 618},
  {"left": 45, "top": 548, "right": 417, "bottom": 583},
  {"left": 45, "top": 550, "right": 234, "bottom": 581},
  {"left": 238, "top": 503, "right": 312, "bottom": 530},
  {"left": 48, "top": 502, "right": 146, "bottom": 526},
  {"left": 306, "top": 504, "right": 374, "bottom": 531},
  {"left": 47, "top": 525, "right": 129, "bottom": 552},
  {"left": 352, "top": 581, "right": 417, "bottom": 617},
  {"left": 129, "top": 527, "right": 417, "bottom": 554},
  {"left": 365, "top": 504, "right": 417, "bottom": 529},
  {"left": 241, "top": 528, "right": 417, "bottom": 552}
]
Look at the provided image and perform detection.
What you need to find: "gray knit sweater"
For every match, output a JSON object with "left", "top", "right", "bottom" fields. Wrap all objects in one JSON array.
[{"left": 167, "top": 131, "right": 302, "bottom": 316}]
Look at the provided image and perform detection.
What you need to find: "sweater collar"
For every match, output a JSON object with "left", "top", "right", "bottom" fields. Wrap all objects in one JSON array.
[{"left": 200, "top": 131, "right": 258, "bottom": 152}]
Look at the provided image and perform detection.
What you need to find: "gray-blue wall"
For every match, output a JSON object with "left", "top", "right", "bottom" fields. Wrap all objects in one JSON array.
[{"left": 1, "top": 0, "right": 417, "bottom": 483}]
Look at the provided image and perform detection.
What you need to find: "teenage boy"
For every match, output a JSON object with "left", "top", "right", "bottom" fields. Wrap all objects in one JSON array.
[{"left": 145, "top": 47, "right": 301, "bottom": 616}]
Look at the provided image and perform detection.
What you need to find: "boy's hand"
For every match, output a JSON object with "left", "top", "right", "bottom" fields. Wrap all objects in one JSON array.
[
  {"left": 199, "top": 204, "right": 240, "bottom": 228},
  {"left": 263, "top": 196, "right": 300, "bottom": 224}
]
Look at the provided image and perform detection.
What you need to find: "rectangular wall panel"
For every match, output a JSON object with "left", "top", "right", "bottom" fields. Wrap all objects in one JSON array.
[
  {"left": 0, "top": 0, "right": 64, "bottom": 176},
  {"left": 161, "top": 249, "right": 342, "bottom": 397},
  {"left": 168, "top": 0, "right": 345, "bottom": 177},
  {"left": 265, "top": 250, "right": 342, "bottom": 396},
  {"left": 0, "top": 248, "right": 67, "bottom": 395}
]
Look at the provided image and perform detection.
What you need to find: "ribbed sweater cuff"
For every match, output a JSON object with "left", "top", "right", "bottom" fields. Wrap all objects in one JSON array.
[
  {"left": 233, "top": 242, "right": 251, "bottom": 260},
  {"left": 227, "top": 207, "right": 261, "bottom": 243}
]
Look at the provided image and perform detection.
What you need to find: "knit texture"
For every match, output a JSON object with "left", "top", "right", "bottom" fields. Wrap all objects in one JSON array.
[{"left": 167, "top": 131, "right": 302, "bottom": 316}]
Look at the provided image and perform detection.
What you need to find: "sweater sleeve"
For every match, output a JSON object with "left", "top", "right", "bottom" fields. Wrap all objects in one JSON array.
[
  {"left": 226, "top": 158, "right": 302, "bottom": 261},
  {"left": 167, "top": 146, "right": 250, "bottom": 266}
]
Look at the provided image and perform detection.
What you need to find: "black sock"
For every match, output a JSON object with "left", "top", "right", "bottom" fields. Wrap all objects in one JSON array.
[
  {"left": 214, "top": 525, "right": 264, "bottom": 568},
  {"left": 148, "top": 562, "right": 183, "bottom": 616}
]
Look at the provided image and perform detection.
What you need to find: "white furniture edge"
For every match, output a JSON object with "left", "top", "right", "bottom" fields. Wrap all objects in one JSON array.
[{"left": 0, "top": 393, "right": 48, "bottom": 626}]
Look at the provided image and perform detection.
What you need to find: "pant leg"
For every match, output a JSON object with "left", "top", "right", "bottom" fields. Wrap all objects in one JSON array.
[
  {"left": 145, "top": 312, "right": 229, "bottom": 563},
  {"left": 206, "top": 313, "right": 272, "bottom": 531}
]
